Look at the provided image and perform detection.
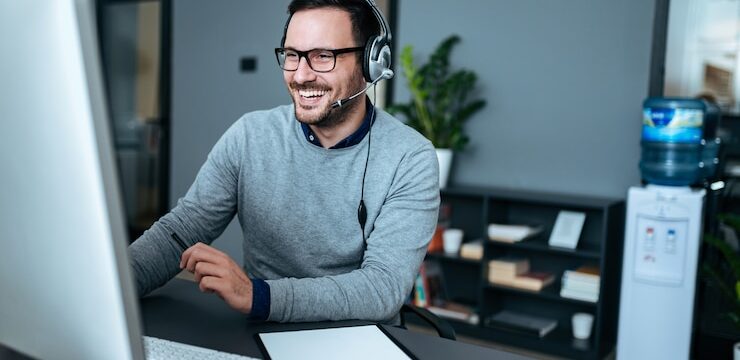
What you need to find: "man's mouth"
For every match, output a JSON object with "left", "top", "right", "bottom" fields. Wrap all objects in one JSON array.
[{"left": 298, "top": 89, "right": 329, "bottom": 99}]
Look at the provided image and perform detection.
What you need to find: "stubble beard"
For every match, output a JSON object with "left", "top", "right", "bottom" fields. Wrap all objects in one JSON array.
[{"left": 291, "top": 81, "right": 365, "bottom": 129}]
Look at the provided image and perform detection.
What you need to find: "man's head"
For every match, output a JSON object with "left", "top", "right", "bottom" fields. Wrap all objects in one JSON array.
[{"left": 279, "top": 0, "right": 381, "bottom": 128}]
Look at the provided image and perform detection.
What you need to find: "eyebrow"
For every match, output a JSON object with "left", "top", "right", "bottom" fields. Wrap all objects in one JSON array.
[{"left": 282, "top": 46, "right": 354, "bottom": 52}]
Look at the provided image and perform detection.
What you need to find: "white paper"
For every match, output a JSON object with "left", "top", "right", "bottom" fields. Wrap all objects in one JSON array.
[
  {"left": 487, "top": 223, "right": 541, "bottom": 242},
  {"left": 258, "top": 325, "right": 411, "bottom": 360},
  {"left": 548, "top": 211, "right": 586, "bottom": 249}
]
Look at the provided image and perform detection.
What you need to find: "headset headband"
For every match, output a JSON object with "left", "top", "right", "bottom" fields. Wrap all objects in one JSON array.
[{"left": 281, "top": 0, "right": 390, "bottom": 47}]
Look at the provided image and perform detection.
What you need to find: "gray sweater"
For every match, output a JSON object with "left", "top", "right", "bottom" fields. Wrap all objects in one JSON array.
[{"left": 129, "top": 104, "right": 439, "bottom": 322}]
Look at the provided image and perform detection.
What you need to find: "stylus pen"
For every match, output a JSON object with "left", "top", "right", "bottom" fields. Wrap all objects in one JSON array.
[{"left": 170, "top": 232, "right": 189, "bottom": 251}]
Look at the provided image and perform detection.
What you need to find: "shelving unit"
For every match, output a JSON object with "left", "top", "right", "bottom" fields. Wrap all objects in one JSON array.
[{"left": 417, "top": 186, "right": 625, "bottom": 360}]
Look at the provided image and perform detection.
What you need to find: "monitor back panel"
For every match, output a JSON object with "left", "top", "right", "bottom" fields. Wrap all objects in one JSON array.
[{"left": 0, "top": 1, "right": 143, "bottom": 359}]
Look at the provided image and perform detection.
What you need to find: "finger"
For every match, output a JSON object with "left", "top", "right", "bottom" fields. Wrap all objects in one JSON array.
[
  {"left": 198, "top": 276, "right": 227, "bottom": 296},
  {"left": 179, "top": 246, "right": 190, "bottom": 269},
  {"left": 183, "top": 244, "right": 228, "bottom": 272},
  {"left": 199, "top": 274, "right": 252, "bottom": 313},
  {"left": 180, "top": 242, "right": 215, "bottom": 268},
  {"left": 193, "top": 261, "right": 226, "bottom": 283},
  {"left": 179, "top": 242, "right": 202, "bottom": 268},
  {"left": 198, "top": 276, "right": 213, "bottom": 293}
]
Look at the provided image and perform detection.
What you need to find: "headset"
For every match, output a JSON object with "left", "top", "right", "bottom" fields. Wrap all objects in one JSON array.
[{"left": 280, "top": 0, "right": 393, "bottom": 243}]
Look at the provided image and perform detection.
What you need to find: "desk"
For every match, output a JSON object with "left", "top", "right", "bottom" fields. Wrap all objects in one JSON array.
[
  {"left": 0, "top": 279, "right": 532, "bottom": 359},
  {"left": 141, "top": 279, "right": 531, "bottom": 360}
]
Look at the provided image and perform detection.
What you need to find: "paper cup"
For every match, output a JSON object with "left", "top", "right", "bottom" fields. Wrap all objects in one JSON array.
[
  {"left": 572, "top": 312, "right": 594, "bottom": 340},
  {"left": 443, "top": 228, "right": 464, "bottom": 255}
]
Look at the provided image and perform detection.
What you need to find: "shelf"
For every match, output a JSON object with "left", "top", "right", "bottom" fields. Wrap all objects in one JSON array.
[
  {"left": 486, "top": 236, "right": 601, "bottom": 260},
  {"left": 410, "top": 313, "right": 594, "bottom": 359},
  {"left": 442, "top": 185, "right": 621, "bottom": 209},
  {"left": 482, "top": 324, "right": 594, "bottom": 359},
  {"left": 405, "top": 313, "right": 482, "bottom": 335},
  {"left": 485, "top": 284, "right": 598, "bottom": 307},
  {"left": 433, "top": 186, "right": 623, "bottom": 360},
  {"left": 425, "top": 251, "right": 482, "bottom": 266}
]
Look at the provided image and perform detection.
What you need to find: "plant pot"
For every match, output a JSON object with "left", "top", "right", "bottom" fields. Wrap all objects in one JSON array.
[
  {"left": 735, "top": 341, "right": 740, "bottom": 360},
  {"left": 436, "top": 148, "right": 453, "bottom": 189}
]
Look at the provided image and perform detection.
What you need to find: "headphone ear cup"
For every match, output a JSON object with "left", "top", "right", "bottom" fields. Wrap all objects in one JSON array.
[
  {"left": 364, "top": 36, "right": 392, "bottom": 83},
  {"left": 362, "top": 37, "right": 378, "bottom": 83},
  {"left": 376, "top": 44, "right": 392, "bottom": 79}
]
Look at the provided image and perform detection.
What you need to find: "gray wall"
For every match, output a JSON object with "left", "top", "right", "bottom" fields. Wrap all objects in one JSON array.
[
  {"left": 170, "top": 0, "right": 290, "bottom": 261},
  {"left": 393, "top": 0, "right": 655, "bottom": 198}
]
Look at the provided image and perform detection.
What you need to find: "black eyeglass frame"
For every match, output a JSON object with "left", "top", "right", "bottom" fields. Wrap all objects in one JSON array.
[{"left": 274, "top": 46, "right": 365, "bottom": 72}]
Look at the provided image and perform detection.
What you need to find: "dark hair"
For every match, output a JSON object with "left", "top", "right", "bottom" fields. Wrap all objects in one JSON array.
[{"left": 286, "top": 0, "right": 380, "bottom": 49}]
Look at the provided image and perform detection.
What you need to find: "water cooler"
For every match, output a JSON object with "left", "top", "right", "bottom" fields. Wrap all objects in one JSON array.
[{"left": 617, "top": 98, "right": 721, "bottom": 360}]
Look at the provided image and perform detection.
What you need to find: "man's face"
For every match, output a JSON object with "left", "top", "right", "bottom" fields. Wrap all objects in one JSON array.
[{"left": 283, "top": 8, "right": 366, "bottom": 127}]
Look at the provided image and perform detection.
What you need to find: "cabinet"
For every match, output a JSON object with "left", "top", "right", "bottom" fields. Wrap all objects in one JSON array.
[{"left": 419, "top": 186, "right": 625, "bottom": 360}]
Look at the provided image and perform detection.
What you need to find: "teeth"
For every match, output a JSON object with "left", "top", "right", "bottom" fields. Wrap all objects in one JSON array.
[{"left": 298, "top": 89, "right": 328, "bottom": 98}]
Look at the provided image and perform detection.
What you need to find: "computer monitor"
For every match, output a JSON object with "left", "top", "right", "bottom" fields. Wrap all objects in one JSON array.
[{"left": 0, "top": 1, "right": 145, "bottom": 359}]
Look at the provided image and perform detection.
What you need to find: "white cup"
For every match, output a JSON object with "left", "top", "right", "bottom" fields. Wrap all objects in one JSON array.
[
  {"left": 443, "top": 228, "right": 464, "bottom": 255},
  {"left": 572, "top": 312, "right": 594, "bottom": 340}
]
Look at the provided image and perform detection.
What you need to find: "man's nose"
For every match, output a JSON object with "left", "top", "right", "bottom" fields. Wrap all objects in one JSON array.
[{"left": 293, "top": 57, "right": 316, "bottom": 84}]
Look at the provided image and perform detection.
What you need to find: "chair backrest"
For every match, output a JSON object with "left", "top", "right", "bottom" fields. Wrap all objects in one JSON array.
[{"left": 399, "top": 304, "right": 457, "bottom": 340}]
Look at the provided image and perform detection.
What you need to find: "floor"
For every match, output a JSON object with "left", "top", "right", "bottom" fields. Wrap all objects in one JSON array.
[{"left": 406, "top": 324, "right": 616, "bottom": 360}]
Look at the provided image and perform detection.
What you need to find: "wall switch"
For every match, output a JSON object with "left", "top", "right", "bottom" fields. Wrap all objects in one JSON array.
[{"left": 240, "top": 57, "right": 257, "bottom": 73}]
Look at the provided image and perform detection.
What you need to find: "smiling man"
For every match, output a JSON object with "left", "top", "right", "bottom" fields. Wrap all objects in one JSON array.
[{"left": 129, "top": 0, "right": 440, "bottom": 323}]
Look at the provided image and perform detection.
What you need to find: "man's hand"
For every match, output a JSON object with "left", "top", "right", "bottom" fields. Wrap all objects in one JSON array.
[{"left": 180, "top": 243, "right": 253, "bottom": 314}]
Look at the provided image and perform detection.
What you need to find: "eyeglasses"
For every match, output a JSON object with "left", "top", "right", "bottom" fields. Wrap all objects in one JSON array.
[{"left": 275, "top": 47, "right": 364, "bottom": 72}]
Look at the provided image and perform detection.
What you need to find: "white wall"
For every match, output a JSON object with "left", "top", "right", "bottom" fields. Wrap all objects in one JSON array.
[{"left": 664, "top": 0, "right": 740, "bottom": 111}]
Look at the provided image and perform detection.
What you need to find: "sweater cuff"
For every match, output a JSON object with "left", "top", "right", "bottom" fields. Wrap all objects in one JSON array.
[{"left": 250, "top": 278, "right": 270, "bottom": 321}]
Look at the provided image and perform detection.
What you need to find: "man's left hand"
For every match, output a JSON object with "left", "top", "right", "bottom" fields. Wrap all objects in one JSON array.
[{"left": 180, "top": 242, "right": 253, "bottom": 314}]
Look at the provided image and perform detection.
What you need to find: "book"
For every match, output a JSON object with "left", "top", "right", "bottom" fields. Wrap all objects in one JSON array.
[
  {"left": 413, "top": 265, "right": 429, "bottom": 307},
  {"left": 562, "top": 266, "right": 601, "bottom": 291},
  {"left": 487, "top": 223, "right": 542, "bottom": 243},
  {"left": 488, "top": 257, "right": 529, "bottom": 277},
  {"left": 562, "top": 273, "right": 599, "bottom": 291},
  {"left": 423, "top": 261, "right": 446, "bottom": 305},
  {"left": 484, "top": 310, "right": 558, "bottom": 337},
  {"left": 560, "top": 264, "right": 599, "bottom": 301},
  {"left": 567, "top": 265, "right": 600, "bottom": 280},
  {"left": 563, "top": 272, "right": 600, "bottom": 285},
  {"left": 489, "top": 271, "right": 555, "bottom": 291},
  {"left": 459, "top": 239, "right": 484, "bottom": 260},
  {"left": 561, "top": 277, "right": 600, "bottom": 293},
  {"left": 427, "top": 302, "right": 480, "bottom": 325},
  {"left": 512, "top": 271, "right": 555, "bottom": 291},
  {"left": 560, "top": 288, "right": 599, "bottom": 302}
]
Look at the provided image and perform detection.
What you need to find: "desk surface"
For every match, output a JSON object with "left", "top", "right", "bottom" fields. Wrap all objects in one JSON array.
[
  {"left": 142, "top": 279, "right": 531, "bottom": 360},
  {"left": 0, "top": 279, "right": 532, "bottom": 359}
]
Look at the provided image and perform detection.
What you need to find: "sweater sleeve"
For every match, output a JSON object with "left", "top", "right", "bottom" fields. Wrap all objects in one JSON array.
[
  {"left": 265, "top": 144, "right": 440, "bottom": 322},
  {"left": 128, "top": 121, "right": 243, "bottom": 296}
]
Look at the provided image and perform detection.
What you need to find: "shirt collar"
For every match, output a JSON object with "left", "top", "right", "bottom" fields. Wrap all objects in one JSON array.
[{"left": 300, "top": 97, "right": 373, "bottom": 149}]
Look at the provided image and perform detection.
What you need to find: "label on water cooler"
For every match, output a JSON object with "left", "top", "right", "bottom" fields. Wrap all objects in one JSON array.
[
  {"left": 633, "top": 215, "right": 689, "bottom": 286},
  {"left": 642, "top": 107, "right": 703, "bottom": 143}
]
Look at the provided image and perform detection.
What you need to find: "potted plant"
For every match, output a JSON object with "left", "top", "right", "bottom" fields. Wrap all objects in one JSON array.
[
  {"left": 387, "top": 35, "right": 486, "bottom": 188},
  {"left": 703, "top": 214, "right": 740, "bottom": 359}
]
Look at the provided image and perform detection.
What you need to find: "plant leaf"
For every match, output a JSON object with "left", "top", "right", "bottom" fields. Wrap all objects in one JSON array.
[
  {"left": 705, "top": 233, "right": 740, "bottom": 280},
  {"left": 389, "top": 34, "right": 486, "bottom": 150}
]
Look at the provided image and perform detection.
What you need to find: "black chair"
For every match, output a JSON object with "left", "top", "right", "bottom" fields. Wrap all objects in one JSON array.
[{"left": 399, "top": 304, "right": 457, "bottom": 340}]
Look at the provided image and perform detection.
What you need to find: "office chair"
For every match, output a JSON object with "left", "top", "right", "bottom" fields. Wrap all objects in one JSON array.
[{"left": 399, "top": 304, "right": 457, "bottom": 340}]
